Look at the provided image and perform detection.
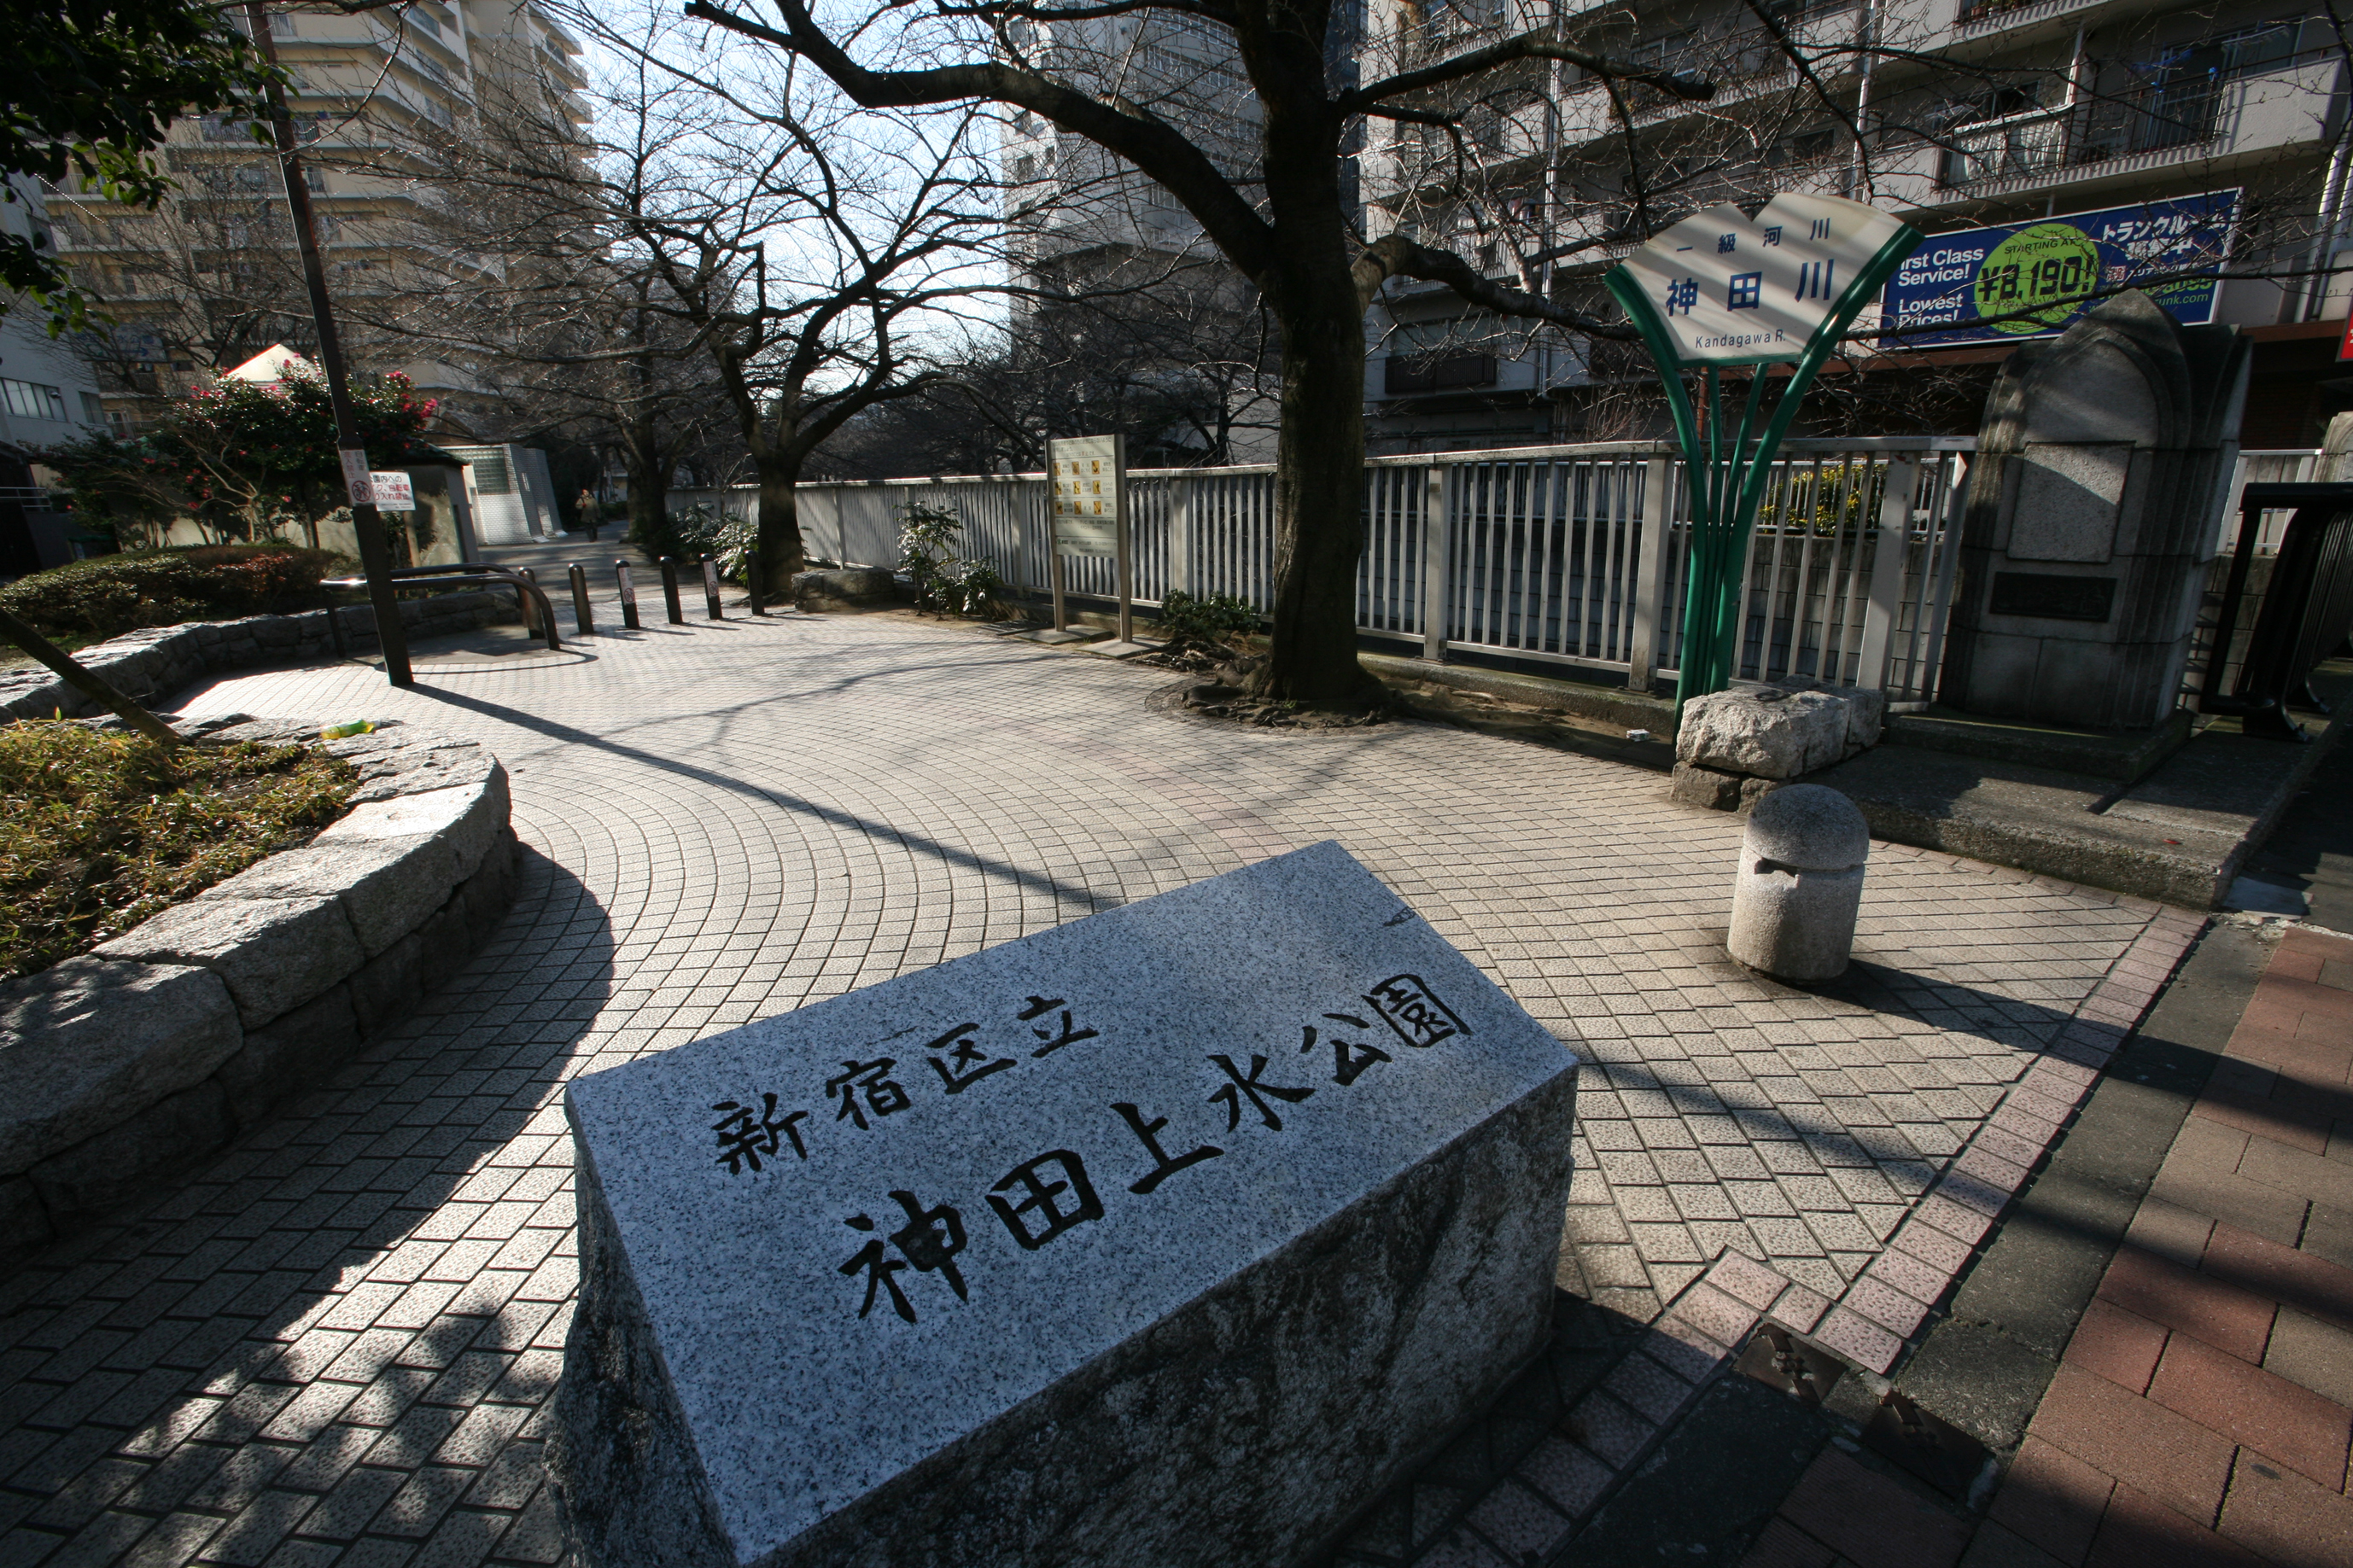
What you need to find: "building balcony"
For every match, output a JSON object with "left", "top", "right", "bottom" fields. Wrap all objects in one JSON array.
[
  {"left": 1922, "top": 55, "right": 2340, "bottom": 203},
  {"left": 1380, "top": 353, "right": 1498, "bottom": 396}
]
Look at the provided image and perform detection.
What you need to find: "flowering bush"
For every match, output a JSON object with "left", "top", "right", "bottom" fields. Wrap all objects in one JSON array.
[
  {"left": 40, "top": 360, "right": 439, "bottom": 547},
  {"left": 0, "top": 544, "right": 343, "bottom": 638}
]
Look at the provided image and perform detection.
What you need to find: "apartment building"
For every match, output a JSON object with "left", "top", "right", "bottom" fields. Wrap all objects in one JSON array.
[
  {"left": 0, "top": 176, "right": 109, "bottom": 574},
  {"left": 45, "top": 0, "right": 591, "bottom": 438},
  {"left": 1356, "top": 0, "right": 2347, "bottom": 450},
  {"left": 997, "top": 9, "right": 1366, "bottom": 463}
]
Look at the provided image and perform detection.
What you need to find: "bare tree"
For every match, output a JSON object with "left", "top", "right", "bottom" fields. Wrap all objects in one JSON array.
[
  {"left": 672, "top": 0, "right": 1708, "bottom": 702},
  {"left": 818, "top": 255, "right": 1278, "bottom": 476},
  {"left": 509, "top": 26, "right": 1041, "bottom": 600}
]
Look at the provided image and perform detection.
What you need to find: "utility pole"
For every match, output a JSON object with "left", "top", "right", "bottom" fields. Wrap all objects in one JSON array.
[{"left": 244, "top": 0, "right": 412, "bottom": 686}]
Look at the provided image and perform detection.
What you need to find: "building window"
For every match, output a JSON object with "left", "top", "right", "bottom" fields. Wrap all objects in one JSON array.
[
  {"left": 1, "top": 379, "right": 69, "bottom": 422},
  {"left": 80, "top": 392, "right": 104, "bottom": 425}
]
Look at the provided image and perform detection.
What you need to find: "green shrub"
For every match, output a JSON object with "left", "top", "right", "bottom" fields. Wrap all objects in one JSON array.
[
  {"left": 1155, "top": 589, "right": 1258, "bottom": 646},
  {"left": 0, "top": 544, "right": 345, "bottom": 638},
  {"left": 900, "top": 502, "right": 1005, "bottom": 617},
  {"left": 631, "top": 503, "right": 757, "bottom": 580}
]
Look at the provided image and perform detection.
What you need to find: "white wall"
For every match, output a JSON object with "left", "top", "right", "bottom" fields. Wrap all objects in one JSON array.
[{"left": 444, "top": 443, "right": 558, "bottom": 544}]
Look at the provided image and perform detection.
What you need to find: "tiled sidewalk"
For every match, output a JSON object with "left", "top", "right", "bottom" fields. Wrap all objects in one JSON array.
[
  {"left": 0, "top": 609, "right": 2192, "bottom": 1566},
  {"left": 1742, "top": 924, "right": 2353, "bottom": 1568}
]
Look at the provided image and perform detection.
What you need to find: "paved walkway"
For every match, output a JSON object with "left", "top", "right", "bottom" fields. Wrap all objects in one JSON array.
[
  {"left": 1, "top": 606, "right": 2189, "bottom": 1566},
  {"left": 1739, "top": 923, "right": 2353, "bottom": 1568}
]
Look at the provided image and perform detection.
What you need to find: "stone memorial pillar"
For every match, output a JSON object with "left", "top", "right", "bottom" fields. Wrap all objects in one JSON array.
[
  {"left": 549, "top": 841, "right": 1579, "bottom": 1568},
  {"left": 1939, "top": 290, "right": 2250, "bottom": 731}
]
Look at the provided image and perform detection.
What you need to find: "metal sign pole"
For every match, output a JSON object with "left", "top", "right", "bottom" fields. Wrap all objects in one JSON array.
[{"left": 247, "top": 1, "right": 412, "bottom": 688}]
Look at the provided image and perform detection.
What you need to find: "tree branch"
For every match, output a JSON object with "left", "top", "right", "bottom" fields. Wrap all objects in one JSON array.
[
  {"left": 681, "top": 0, "right": 1279, "bottom": 276},
  {"left": 1354, "top": 233, "right": 1633, "bottom": 337}
]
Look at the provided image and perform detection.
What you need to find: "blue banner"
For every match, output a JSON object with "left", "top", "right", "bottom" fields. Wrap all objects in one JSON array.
[{"left": 1879, "top": 189, "right": 2240, "bottom": 350}]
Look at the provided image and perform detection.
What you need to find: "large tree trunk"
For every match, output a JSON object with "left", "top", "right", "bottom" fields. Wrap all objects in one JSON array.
[
  {"left": 1258, "top": 283, "right": 1377, "bottom": 705},
  {"left": 622, "top": 446, "right": 675, "bottom": 556},
  {"left": 754, "top": 454, "right": 808, "bottom": 597},
  {"left": 1254, "top": 96, "right": 1380, "bottom": 708}
]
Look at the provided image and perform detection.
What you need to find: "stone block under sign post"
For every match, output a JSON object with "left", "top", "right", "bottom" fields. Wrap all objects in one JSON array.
[{"left": 549, "top": 841, "right": 1579, "bottom": 1568}]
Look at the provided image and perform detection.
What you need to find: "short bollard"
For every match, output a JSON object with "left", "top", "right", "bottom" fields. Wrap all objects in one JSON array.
[
  {"left": 700, "top": 556, "right": 724, "bottom": 620},
  {"left": 659, "top": 557, "right": 685, "bottom": 625},
  {"left": 569, "top": 562, "right": 594, "bottom": 636},
  {"left": 1726, "top": 784, "right": 1869, "bottom": 983},
  {"left": 615, "top": 561, "right": 640, "bottom": 629},
  {"left": 518, "top": 567, "right": 543, "bottom": 635}
]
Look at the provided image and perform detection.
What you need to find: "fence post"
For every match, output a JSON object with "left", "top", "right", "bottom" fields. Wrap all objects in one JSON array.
[
  {"left": 701, "top": 557, "right": 725, "bottom": 620},
  {"left": 1419, "top": 463, "right": 1449, "bottom": 661},
  {"left": 616, "top": 561, "right": 640, "bottom": 629},
  {"left": 1167, "top": 476, "right": 1194, "bottom": 599},
  {"left": 569, "top": 563, "right": 594, "bottom": 636},
  {"left": 1626, "top": 457, "right": 1672, "bottom": 694},
  {"left": 1853, "top": 453, "right": 1918, "bottom": 691},
  {"left": 1912, "top": 454, "right": 1971, "bottom": 704},
  {"left": 660, "top": 557, "right": 685, "bottom": 624}
]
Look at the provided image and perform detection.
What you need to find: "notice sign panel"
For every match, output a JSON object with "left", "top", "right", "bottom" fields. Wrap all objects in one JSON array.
[
  {"left": 1616, "top": 192, "right": 1912, "bottom": 364},
  {"left": 1048, "top": 434, "right": 1121, "bottom": 557},
  {"left": 1880, "top": 189, "right": 2240, "bottom": 351},
  {"left": 367, "top": 471, "right": 414, "bottom": 510}
]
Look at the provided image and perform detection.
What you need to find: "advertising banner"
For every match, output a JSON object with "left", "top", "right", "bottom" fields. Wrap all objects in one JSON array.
[{"left": 1879, "top": 189, "right": 2239, "bottom": 350}]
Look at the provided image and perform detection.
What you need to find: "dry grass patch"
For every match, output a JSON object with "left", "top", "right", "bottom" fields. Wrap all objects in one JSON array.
[{"left": 0, "top": 722, "right": 357, "bottom": 978}]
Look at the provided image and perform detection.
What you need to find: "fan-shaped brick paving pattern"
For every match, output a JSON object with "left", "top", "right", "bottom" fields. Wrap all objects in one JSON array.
[{"left": 0, "top": 607, "right": 2186, "bottom": 1567}]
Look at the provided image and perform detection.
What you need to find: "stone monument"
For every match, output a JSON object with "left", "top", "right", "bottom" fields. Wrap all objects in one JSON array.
[
  {"left": 1939, "top": 290, "right": 2250, "bottom": 731},
  {"left": 549, "top": 841, "right": 1579, "bottom": 1568}
]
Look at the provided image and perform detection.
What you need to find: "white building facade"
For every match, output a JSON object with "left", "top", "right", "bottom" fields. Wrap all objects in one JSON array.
[{"left": 1354, "top": 0, "right": 2350, "bottom": 451}]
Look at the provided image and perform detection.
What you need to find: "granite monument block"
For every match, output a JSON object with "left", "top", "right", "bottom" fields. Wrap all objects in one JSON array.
[{"left": 550, "top": 841, "right": 1579, "bottom": 1568}]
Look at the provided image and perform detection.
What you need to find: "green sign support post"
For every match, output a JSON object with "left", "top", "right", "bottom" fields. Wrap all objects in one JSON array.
[{"left": 1603, "top": 194, "right": 1923, "bottom": 713}]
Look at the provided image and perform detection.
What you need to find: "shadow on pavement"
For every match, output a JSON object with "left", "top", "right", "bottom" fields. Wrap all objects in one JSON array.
[{"left": 412, "top": 684, "right": 1109, "bottom": 912}]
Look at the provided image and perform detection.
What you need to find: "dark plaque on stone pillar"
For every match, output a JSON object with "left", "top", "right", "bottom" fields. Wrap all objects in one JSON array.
[
  {"left": 1988, "top": 572, "right": 2117, "bottom": 622},
  {"left": 547, "top": 841, "right": 1579, "bottom": 1568}
]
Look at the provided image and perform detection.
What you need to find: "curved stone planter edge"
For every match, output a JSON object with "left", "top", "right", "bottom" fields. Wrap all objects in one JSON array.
[
  {"left": 0, "top": 720, "right": 520, "bottom": 1253},
  {"left": 0, "top": 590, "right": 521, "bottom": 723}
]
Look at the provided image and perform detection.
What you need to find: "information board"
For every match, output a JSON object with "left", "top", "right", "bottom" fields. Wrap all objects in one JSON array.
[
  {"left": 1047, "top": 434, "right": 1122, "bottom": 557},
  {"left": 1879, "top": 189, "right": 2240, "bottom": 350}
]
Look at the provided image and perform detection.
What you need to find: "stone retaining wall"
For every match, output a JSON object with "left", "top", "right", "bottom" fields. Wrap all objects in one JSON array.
[
  {"left": 0, "top": 590, "right": 520, "bottom": 723},
  {"left": 0, "top": 720, "right": 519, "bottom": 1252}
]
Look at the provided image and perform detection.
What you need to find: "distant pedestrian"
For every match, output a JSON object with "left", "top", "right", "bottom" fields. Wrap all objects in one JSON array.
[{"left": 578, "top": 489, "right": 603, "bottom": 541}]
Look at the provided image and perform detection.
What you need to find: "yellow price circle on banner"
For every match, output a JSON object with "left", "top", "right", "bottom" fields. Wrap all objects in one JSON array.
[{"left": 1975, "top": 223, "right": 2101, "bottom": 335}]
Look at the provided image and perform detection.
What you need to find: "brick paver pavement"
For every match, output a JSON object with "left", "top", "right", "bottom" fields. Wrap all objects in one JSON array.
[
  {"left": 1737, "top": 924, "right": 2353, "bottom": 1568},
  {"left": 0, "top": 609, "right": 2190, "bottom": 1566}
]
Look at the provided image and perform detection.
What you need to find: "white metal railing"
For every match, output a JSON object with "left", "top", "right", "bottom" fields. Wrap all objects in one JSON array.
[
  {"left": 768, "top": 439, "right": 1973, "bottom": 702},
  {"left": 691, "top": 441, "right": 2317, "bottom": 702}
]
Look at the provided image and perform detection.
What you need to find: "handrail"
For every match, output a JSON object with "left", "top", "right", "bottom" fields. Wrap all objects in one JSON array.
[
  {"left": 321, "top": 563, "right": 562, "bottom": 650},
  {"left": 788, "top": 436, "right": 1981, "bottom": 492}
]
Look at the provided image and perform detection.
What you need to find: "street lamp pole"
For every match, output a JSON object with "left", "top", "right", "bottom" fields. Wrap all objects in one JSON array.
[{"left": 243, "top": 1, "right": 412, "bottom": 686}]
